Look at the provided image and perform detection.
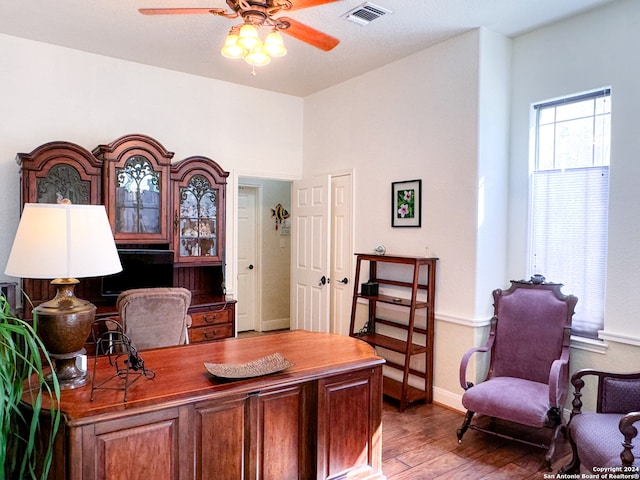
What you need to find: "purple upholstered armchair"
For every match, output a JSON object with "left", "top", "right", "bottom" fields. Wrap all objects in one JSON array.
[
  {"left": 457, "top": 277, "right": 578, "bottom": 468},
  {"left": 560, "top": 370, "right": 640, "bottom": 473}
]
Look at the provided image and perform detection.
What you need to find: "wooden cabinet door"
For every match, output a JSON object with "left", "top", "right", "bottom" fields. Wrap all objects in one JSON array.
[
  {"left": 196, "top": 384, "right": 312, "bottom": 480},
  {"left": 316, "top": 367, "right": 384, "bottom": 480},
  {"left": 85, "top": 408, "right": 188, "bottom": 480},
  {"left": 253, "top": 385, "right": 313, "bottom": 480},
  {"left": 195, "top": 395, "right": 247, "bottom": 480},
  {"left": 170, "top": 156, "right": 228, "bottom": 265},
  {"left": 95, "top": 134, "right": 173, "bottom": 244}
]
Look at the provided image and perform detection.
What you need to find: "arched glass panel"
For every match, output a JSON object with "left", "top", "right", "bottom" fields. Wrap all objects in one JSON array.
[
  {"left": 37, "top": 164, "right": 90, "bottom": 204},
  {"left": 115, "top": 155, "right": 161, "bottom": 233},
  {"left": 179, "top": 174, "right": 217, "bottom": 258}
]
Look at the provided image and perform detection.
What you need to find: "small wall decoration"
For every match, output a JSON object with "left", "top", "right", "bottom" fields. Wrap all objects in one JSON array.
[
  {"left": 392, "top": 179, "right": 421, "bottom": 227},
  {"left": 271, "top": 203, "right": 290, "bottom": 230}
]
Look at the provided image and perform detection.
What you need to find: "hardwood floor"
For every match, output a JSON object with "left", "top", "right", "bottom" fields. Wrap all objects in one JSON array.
[{"left": 381, "top": 400, "right": 572, "bottom": 479}]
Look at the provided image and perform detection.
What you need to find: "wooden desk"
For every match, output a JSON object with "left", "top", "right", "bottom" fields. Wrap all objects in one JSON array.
[{"left": 29, "top": 330, "right": 385, "bottom": 480}]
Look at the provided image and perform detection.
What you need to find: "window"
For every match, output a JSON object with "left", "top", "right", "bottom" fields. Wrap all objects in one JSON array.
[{"left": 529, "top": 89, "right": 611, "bottom": 339}]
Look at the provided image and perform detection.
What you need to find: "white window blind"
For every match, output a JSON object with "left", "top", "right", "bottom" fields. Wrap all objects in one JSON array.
[{"left": 530, "top": 89, "right": 610, "bottom": 339}]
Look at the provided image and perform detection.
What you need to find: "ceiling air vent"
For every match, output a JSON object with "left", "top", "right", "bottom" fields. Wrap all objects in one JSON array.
[{"left": 342, "top": 2, "right": 392, "bottom": 26}]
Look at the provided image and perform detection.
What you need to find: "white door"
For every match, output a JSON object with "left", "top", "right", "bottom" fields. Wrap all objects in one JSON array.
[
  {"left": 330, "top": 173, "right": 353, "bottom": 336},
  {"left": 291, "top": 176, "right": 330, "bottom": 332},
  {"left": 237, "top": 186, "right": 258, "bottom": 332}
]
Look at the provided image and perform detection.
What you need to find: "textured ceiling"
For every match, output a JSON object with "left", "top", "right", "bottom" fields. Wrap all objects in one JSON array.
[{"left": 0, "top": 0, "right": 615, "bottom": 97}]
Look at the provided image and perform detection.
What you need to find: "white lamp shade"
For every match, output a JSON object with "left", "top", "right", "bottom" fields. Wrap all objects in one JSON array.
[{"left": 5, "top": 203, "right": 122, "bottom": 279}]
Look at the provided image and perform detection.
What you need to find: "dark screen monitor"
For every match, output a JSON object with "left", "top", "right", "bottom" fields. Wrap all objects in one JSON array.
[{"left": 101, "top": 249, "right": 174, "bottom": 297}]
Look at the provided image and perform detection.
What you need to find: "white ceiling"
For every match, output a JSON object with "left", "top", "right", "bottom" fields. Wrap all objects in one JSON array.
[{"left": 0, "top": 0, "right": 615, "bottom": 97}]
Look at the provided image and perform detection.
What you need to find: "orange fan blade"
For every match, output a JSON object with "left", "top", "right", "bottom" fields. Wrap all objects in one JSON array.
[
  {"left": 139, "top": 8, "right": 225, "bottom": 15},
  {"left": 287, "top": 0, "right": 342, "bottom": 11},
  {"left": 279, "top": 17, "right": 339, "bottom": 51}
]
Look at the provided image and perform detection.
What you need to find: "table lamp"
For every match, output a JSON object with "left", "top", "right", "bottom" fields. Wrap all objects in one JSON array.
[{"left": 5, "top": 202, "right": 122, "bottom": 389}]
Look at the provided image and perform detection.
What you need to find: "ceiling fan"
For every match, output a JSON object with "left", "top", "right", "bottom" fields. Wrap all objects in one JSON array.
[{"left": 139, "top": 0, "right": 341, "bottom": 53}]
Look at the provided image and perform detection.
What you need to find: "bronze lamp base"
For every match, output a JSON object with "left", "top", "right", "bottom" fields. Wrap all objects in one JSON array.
[{"left": 35, "top": 278, "right": 96, "bottom": 390}]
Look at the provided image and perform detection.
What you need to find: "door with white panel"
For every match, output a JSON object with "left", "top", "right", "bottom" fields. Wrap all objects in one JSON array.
[
  {"left": 290, "top": 176, "right": 330, "bottom": 332},
  {"left": 237, "top": 185, "right": 258, "bottom": 332},
  {"left": 330, "top": 173, "right": 353, "bottom": 336}
]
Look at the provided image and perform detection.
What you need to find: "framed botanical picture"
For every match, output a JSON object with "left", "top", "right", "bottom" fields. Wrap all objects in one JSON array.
[{"left": 392, "top": 179, "right": 421, "bottom": 227}]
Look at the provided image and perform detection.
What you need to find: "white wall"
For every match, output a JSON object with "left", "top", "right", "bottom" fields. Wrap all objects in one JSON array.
[
  {"left": 510, "top": 0, "right": 640, "bottom": 343},
  {"left": 304, "top": 29, "right": 485, "bottom": 322},
  {"left": 303, "top": 29, "right": 512, "bottom": 408},
  {"left": 475, "top": 29, "right": 511, "bottom": 318},
  {"left": 303, "top": 27, "right": 513, "bottom": 319},
  {"left": 0, "top": 34, "right": 304, "bottom": 295}
]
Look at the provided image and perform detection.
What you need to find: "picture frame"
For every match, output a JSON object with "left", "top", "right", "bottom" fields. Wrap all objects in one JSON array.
[{"left": 391, "top": 179, "right": 422, "bottom": 227}]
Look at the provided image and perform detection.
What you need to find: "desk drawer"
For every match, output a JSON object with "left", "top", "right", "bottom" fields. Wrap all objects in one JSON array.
[
  {"left": 189, "top": 324, "right": 233, "bottom": 343},
  {"left": 190, "top": 308, "right": 231, "bottom": 327}
]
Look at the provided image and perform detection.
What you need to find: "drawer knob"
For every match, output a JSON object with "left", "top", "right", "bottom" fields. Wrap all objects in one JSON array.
[{"left": 204, "top": 314, "right": 217, "bottom": 323}]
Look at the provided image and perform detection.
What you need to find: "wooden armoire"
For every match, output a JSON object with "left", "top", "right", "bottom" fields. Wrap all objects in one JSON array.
[{"left": 16, "top": 134, "right": 235, "bottom": 344}]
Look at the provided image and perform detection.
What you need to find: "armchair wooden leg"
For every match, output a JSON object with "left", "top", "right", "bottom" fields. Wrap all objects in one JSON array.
[
  {"left": 457, "top": 410, "right": 475, "bottom": 443},
  {"left": 558, "top": 429, "right": 580, "bottom": 474},
  {"left": 544, "top": 423, "right": 564, "bottom": 470}
]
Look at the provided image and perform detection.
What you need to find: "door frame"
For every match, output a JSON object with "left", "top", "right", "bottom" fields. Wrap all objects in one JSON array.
[
  {"left": 231, "top": 170, "right": 354, "bottom": 335},
  {"left": 231, "top": 171, "right": 297, "bottom": 334}
]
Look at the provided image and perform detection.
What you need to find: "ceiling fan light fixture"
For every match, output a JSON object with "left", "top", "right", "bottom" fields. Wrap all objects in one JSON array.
[
  {"left": 221, "top": 33, "right": 245, "bottom": 58},
  {"left": 238, "top": 23, "right": 261, "bottom": 50},
  {"left": 140, "top": 2, "right": 342, "bottom": 68},
  {"left": 244, "top": 46, "right": 271, "bottom": 66},
  {"left": 263, "top": 30, "right": 287, "bottom": 57}
]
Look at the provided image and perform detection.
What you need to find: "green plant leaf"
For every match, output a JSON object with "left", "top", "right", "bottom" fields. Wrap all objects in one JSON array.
[{"left": 0, "top": 295, "right": 60, "bottom": 480}]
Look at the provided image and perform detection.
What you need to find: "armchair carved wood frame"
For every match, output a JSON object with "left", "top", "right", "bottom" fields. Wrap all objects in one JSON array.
[
  {"left": 560, "top": 369, "right": 640, "bottom": 473},
  {"left": 457, "top": 278, "right": 578, "bottom": 469}
]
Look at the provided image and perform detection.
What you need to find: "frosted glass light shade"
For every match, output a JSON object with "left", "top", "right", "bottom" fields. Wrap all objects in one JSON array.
[
  {"left": 5, "top": 203, "right": 122, "bottom": 280},
  {"left": 245, "top": 47, "right": 271, "bottom": 66},
  {"left": 263, "top": 30, "right": 286, "bottom": 57},
  {"left": 238, "top": 24, "right": 260, "bottom": 50},
  {"left": 221, "top": 34, "right": 245, "bottom": 58}
]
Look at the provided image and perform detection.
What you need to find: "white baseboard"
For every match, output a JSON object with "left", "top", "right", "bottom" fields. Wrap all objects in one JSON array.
[
  {"left": 433, "top": 386, "right": 464, "bottom": 413},
  {"left": 381, "top": 367, "right": 465, "bottom": 413},
  {"left": 260, "top": 317, "right": 290, "bottom": 332}
]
